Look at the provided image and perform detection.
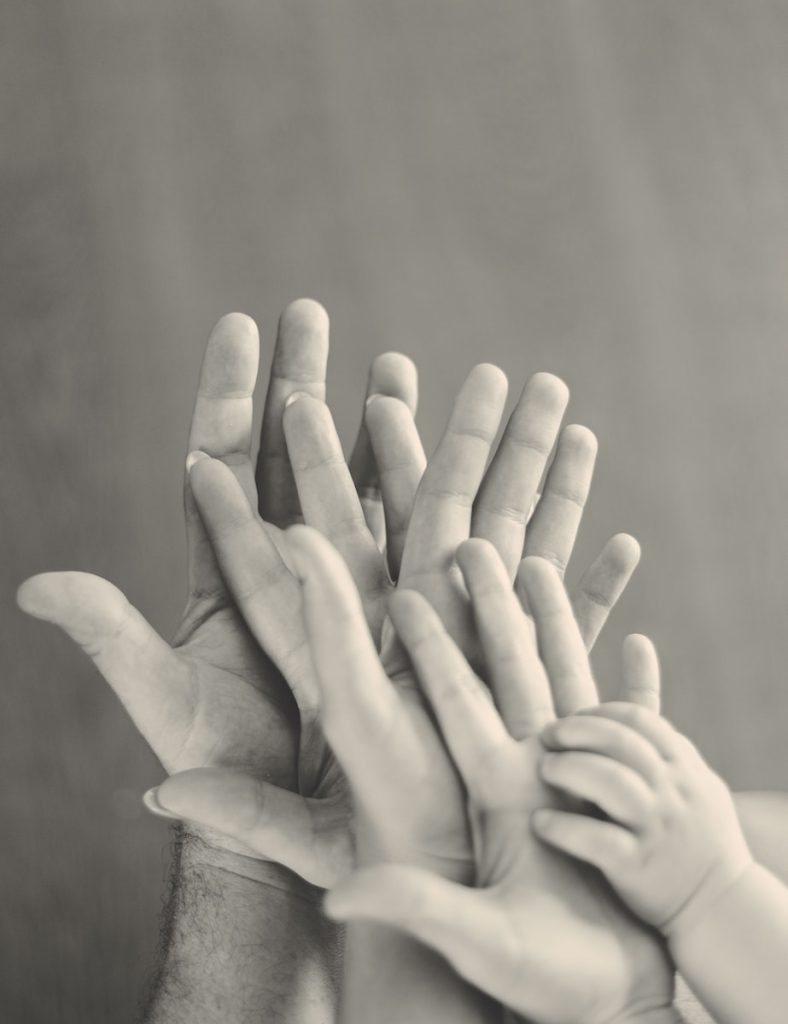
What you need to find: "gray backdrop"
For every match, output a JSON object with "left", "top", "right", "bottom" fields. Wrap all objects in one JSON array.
[{"left": 3, "top": 2, "right": 788, "bottom": 1020}]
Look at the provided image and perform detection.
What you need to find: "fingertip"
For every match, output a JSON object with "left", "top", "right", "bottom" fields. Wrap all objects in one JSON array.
[
  {"left": 273, "top": 300, "right": 330, "bottom": 381},
  {"left": 468, "top": 362, "right": 509, "bottom": 400},
  {"left": 280, "top": 297, "right": 330, "bottom": 333},
  {"left": 455, "top": 537, "right": 502, "bottom": 578},
  {"left": 623, "top": 632, "right": 655, "bottom": 654},
  {"left": 142, "top": 786, "right": 181, "bottom": 822},
  {"left": 525, "top": 371, "right": 570, "bottom": 409},
  {"left": 530, "top": 808, "right": 556, "bottom": 835},
  {"left": 517, "top": 555, "right": 559, "bottom": 587},
  {"left": 284, "top": 525, "right": 345, "bottom": 588},
  {"left": 387, "top": 586, "right": 426, "bottom": 617},
  {"left": 16, "top": 575, "right": 46, "bottom": 616},
  {"left": 607, "top": 532, "right": 642, "bottom": 571},
  {"left": 186, "top": 450, "right": 210, "bottom": 473},
  {"left": 369, "top": 352, "right": 418, "bottom": 411},
  {"left": 201, "top": 313, "right": 260, "bottom": 396},
  {"left": 16, "top": 571, "right": 120, "bottom": 622},
  {"left": 364, "top": 393, "right": 411, "bottom": 428},
  {"left": 559, "top": 423, "right": 598, "bottom": 459}
]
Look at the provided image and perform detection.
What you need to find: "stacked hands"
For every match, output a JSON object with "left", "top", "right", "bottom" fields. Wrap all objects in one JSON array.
[{"left": 18, "top": 300, "right": 788, "bottom": 1024}]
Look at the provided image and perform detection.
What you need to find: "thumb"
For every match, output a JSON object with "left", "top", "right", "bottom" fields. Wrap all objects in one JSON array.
[
  {"left": 326, "top": 865, "right": 502, "bottom": 984},
  {"left": 17, "top": 571, "right": 190, "bottom": 760},
  {"left": 153, "top": 768, "right": 351, "bottom": 889}
]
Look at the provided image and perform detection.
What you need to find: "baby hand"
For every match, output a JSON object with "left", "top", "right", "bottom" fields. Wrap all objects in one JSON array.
[{"left": 534, "top": 702, "right": 753, "bottom": 938}]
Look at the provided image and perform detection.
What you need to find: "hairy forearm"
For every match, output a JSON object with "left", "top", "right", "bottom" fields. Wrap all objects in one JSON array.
[{"left": 144, "top": 829, "right": 342, "bottom": 1024}]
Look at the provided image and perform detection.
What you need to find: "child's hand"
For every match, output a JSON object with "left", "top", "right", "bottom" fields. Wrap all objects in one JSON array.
[{"left": 535, "top": 703, "right": 753, "bottom": 938}]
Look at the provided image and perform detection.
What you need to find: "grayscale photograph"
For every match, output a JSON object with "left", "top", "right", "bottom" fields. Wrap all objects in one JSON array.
[{"left": 2, "top": 3, "right": 787, "bottom": 1022}]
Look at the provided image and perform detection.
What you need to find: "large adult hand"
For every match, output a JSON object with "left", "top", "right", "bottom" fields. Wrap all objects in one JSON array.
[
  {"left": 16, "top": 301, "right": 415, "bottom": 886},
  {"left": 159, "top": 363, "right": 642, "bottom": 881},
  {"left": 324, "top": 543, "right": 674, "bottom": 1024}
]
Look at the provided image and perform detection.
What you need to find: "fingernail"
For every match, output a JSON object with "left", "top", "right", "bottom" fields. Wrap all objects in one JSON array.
[
  {"left": 142, "top": 787, "right": 181, "bottom": 821},
  {"left": 365, "top": 393, "right": 383, "bottom": 408},
  {"left": 186, "top": 450, "right": 209, "bottom": 473},
  {"left": 285, "top": 390, "right": 312, "bottom": 409}
]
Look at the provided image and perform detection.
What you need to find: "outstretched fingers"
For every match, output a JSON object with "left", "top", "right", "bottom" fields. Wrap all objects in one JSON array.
[
  {"left": 570, "top": 534, "right": 641, "bottom": 652},
  {"left": 186, "top": 312, "right": 260, "bottom": 600},
  {"left": 387, "top": 588, "right": 512, "bottom": 800},
  {"left": 256, "top": 299, "right": 329, "bottom": 528},
  {"left": 398, "top": 364, "right": 508, "bottom": 587},
  {"left": 365, "top": 395, "right": 426, "bottom": 580},
  {"left": 348, "top": 353, "right": 419, "bottom": 550},
  {"left": 473, "top": 373, "right": 569, "bottom": 578},
  {"left": 16, "top": 572, "right": 192, "bottom": 768},
  {"left": 523, "top": 424, "right": 597, "bottom": 579},
  {"left": 283, "top": 394, "right": 387, "bottom": 637},
  {"left": 285, "top": 526, "right": 406, "bottom": 784},
  {"left": 456, "top": 538, "right": 554, "bottom": 739},
  {"left": 516, "top": 557, "right": 598, "bottom": 716},
  {"left": 187, "top": 454, "right": 316, "bottom": 709}
]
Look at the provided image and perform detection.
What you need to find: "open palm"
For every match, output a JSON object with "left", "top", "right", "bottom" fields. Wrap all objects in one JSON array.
[
  {"left": 325, "top": 546, "right": 673, "bottom": 1024},
  {"left": 168, "top": 358, "right": 641, "bottom": 884},
  {"left": 16, "top": 303, "right": 408, "bottom": 882}
]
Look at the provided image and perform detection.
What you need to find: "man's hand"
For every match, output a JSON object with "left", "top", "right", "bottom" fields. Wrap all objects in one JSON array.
[
  {"left": 322, "top": 542, "right": 674, "bottom": 1024},
  {"left": 15, "top": 301, "right": 417, "bottom": 887}
]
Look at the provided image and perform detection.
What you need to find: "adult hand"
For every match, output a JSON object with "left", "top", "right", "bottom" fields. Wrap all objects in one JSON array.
[
  {"left": 160, "top": 361, "right": 642, "bottom": 883},
  {"left": 16, "top": 301, "right": 415, "bottom": 887},
  {"left": 324, "top": 543, "right": 674, "bottom": 1024}
]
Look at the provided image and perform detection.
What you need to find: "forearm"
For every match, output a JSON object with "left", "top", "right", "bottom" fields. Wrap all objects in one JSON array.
[
  {"left": 668, "top": 862, "right": 788, "bottom": 1024},
  {"left": 144, "top": 828, "right": 342, "bottom": 1024}
]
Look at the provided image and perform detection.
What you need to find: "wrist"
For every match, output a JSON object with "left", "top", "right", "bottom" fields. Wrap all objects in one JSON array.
[
  {"left": 663, "top": 855, "right": 754, "bottom": 946},
  {"left": 179, "top": 825, "right": 326, "bottom": 901}
]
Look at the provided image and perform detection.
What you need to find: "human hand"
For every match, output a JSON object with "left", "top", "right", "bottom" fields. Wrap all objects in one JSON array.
[
  {"left": 324, "top": 545, "right": 674, "bottom": 1024},
  {"left": 535, "top": 703, "right": 754, "bottom": 940},
  {"left": 163, "top": 361, "right": 642, "bottom": 885},
  {"left": 16, "top": 301, "right": 415, "bottom": 886}
]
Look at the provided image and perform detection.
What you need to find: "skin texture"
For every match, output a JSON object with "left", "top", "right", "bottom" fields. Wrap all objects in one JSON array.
[
  {"left": 152, "top": 361, "right": 643, "bottom": 884},
  {"left": 536, "top": 705, "right": 788, "bottom": 1024},
  {"left": 312, "top": 540, "right": 675, "bottom": 1024},
  {"left": 536, "top": 704, "right": 753, "bottom": 935},
  {"left": 16, "top": 302, "right": 421, "bottom": 1021},
  {"left": 16, "top": 302, "right": 640, "bottom": 1023}
]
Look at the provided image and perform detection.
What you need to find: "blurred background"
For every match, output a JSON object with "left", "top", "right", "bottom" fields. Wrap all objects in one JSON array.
[{"left": 3, "top": 1, "right": 788, "bottom": 1019}]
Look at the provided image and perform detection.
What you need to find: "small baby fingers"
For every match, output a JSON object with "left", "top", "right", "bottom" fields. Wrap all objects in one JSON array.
[
  {"left": 539, "top": 750, "right": 655, "bottom": 830},
  {"left": 540, "top": 713, "right": 666, "bottom": 786},
  {"left": 531, "top": 808, "right": 639, "bottom": 877}
]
